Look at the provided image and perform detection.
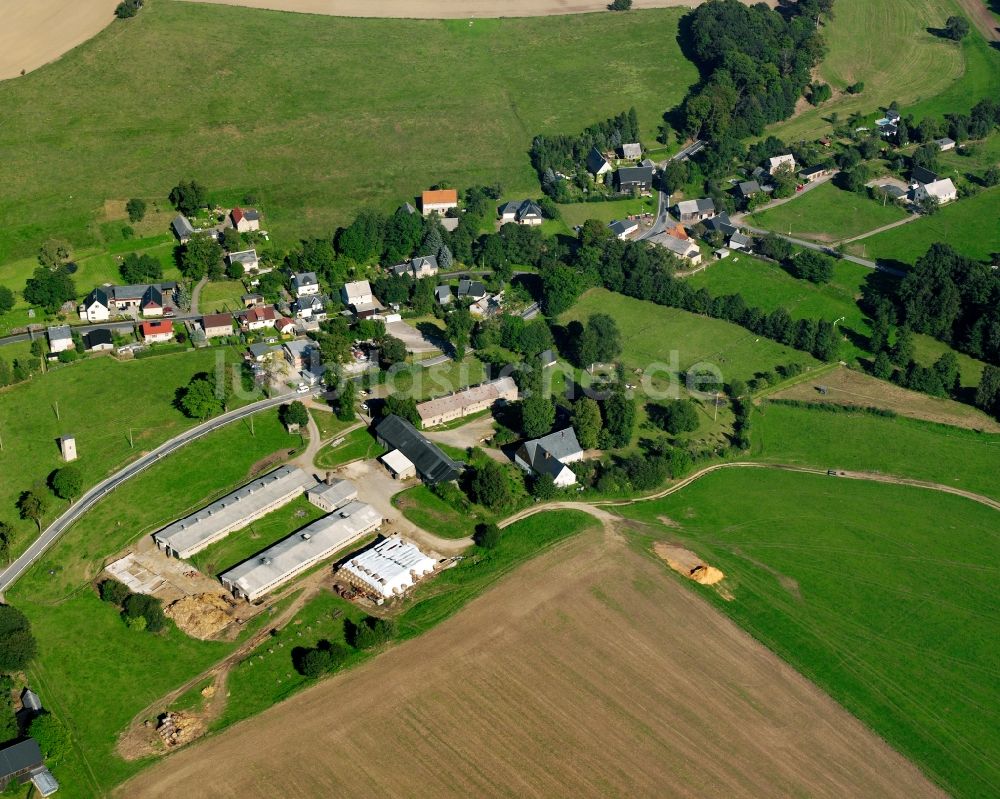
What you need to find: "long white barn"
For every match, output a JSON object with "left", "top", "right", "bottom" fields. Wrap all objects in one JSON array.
[
  {"left": 153, "top": 466, "right": 317, "bottom": 559},
  {"left": 220, "top": 501, "right": 382, "bottom": 602}
]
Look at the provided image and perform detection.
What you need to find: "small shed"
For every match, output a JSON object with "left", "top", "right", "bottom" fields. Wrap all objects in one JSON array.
[
  {"left": 380, "top": 449, "right": 416, "bottom": 481},
  {"left": 59, "top": 435, "right": 77, "bottom": 462}
]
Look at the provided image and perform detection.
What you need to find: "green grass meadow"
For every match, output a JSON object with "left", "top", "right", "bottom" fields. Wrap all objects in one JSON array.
[
  {"left": 850, "top": 187, "right": 1000, "bottom": 266},
  {"left": 561, "top": 288, "right": 820, "bottom": 382},
  {"left": 750, "top": 181, "right": 909, "bottom": 242},
  {"left": 0, "top": 2, "right": 697, "bottom": 265},
  {"left": 752, "top": 402, "right": 1000, "bottom": 500},
  {"left": 0, "top": 347, "right": 251, "bottom": 551},
  {"left": 619, "top": 468, "right": 1000, "bottom": 799},
  {"left": 313, "top": 426, "right": 383, "bottom": 469},
  {"left": 769, "top": 0, "right": 999, "bottom": 141}
]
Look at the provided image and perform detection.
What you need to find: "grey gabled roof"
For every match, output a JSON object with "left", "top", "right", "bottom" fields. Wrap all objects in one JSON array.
[
  {"left": 20, "top": 689, "right": 42, "bottom": 712},
  {"left": 616, "top": 166, "right": 654, "bottom": 184},
  {"left": 141, "top": 284, "right": 162, "bottom": 308},
  {"left": 519, "top": 427, "right": 582, "bottom": 477},
  {"left": 401, "top": 202, "right": 418, "bottom": 215},
  {"left": 704, "top": 212, "right": 737, "bottom": 237},
  {"left": 375, "top": 415, "right": 462, "bottom": 485},
  {"left": 0, "top": 739, "right": 42, "bottom": 779},
  {"left": 738, "top": 180, "right": 761, "bottom": 196},
  {"left": 291, "top": 272, "right": 318, "bottom": 289},
  {"left": 911, "top": 165, "right": 939, "bottom": 185},
  {"left": 640, "top": 158, "right": 656, "bottom": 168},
  {"left": 412, "top": 255, "right": 438, "bottom": 271},
  {"left": 517, "top": 200, "right": 543, "bottom": 219},
  {"left": 47, "top": 324, "right": 72, "bottom": 341},
  {"left": 608, "top": 220, "right": 634, "bottom": 236},
  {"left": 729, "top": 231, "right": 753, "bottom": 248},
  {"left": 800, "top": 165, "right": 828, "bottom": 177},
  {"left": 435, "top": 285, "right": 452, "bottom": 302},
  {"left": 457, "top": 279, "right": 486, "bottom": 297},
  {"left": 172, "top": 215, "right": 195, "bottom": 238},
  {"left": 586, "top": 146, "right": 609, "bottom": 174},
  {"left": 499, "top": 200, "right": 520, "bottom": 216}
]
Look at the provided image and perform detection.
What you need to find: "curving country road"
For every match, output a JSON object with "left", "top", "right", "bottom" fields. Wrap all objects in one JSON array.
[{"left": 0, "top": 388, "right": 317, "bottom": 598}]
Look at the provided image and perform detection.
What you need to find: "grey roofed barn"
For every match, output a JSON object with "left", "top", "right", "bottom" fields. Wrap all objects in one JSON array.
[
  {"left": 910, "top": 165, "right": 939, "bottom": 186},
  {"left": 153, "top": 465, "right": 317, "bottom": 558},
  {"left": 172, "top": 215, "right": 195, "bottom": 240},
  {"left": 0, "top": 739, "right": 43, "bottom": 782},
  {"left": 219, "top": 500, "right": 382, "bottom": 602},
  {"left": 375, "top": 414, "right": 462, "bottom": 484}
]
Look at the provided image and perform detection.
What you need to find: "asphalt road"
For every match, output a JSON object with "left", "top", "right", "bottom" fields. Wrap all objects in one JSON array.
[
  {"left": 0, "top": 315, "right": 203, "bottom": 349},
  {"left": 738, "top": 224, "right": 905, "bottom": 277},
  {"left": 0, "top": 388, "right": 314, "bottom": 597}
]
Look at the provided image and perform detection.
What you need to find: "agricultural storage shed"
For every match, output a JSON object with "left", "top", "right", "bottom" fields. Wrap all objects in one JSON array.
[
  {"left": 375, "top": 414, "right": 462, "bottom": 484},
  {"left": 219, "top": 501, "right": 382, "bottom": 602},
  {"left": 307, "top": 479, "right": 358, "bottom": 512},
  {"left": 339, "top": 536, "right": 436, "bottom": 603},
  {"left": 154, "top": 466, "right": 317, "bottom": 559}
]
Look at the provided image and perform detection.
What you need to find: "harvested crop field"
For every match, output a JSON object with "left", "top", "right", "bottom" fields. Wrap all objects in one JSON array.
[
  {"left": 0, "top": 1, "right": 118, "bottom": 81},
  {"left": 771, "top": 365, "right": 1000, "bottom": 432},
  {"left": 180, "top": 0, "right": 776, "bottom": 20},
  {"left": 121, "top": 524, "right": 943, "bottom": 799}
]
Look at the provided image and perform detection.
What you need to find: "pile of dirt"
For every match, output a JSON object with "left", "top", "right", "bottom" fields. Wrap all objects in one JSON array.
[
  {"left": 166, "top": 594, "right": 236, "bottom": 639},
  {"left": 653, "top": 542, "right": 725, "bottom": 586},
  {"left": 157, "top": 711, "right": 205, "bottom": 748}
]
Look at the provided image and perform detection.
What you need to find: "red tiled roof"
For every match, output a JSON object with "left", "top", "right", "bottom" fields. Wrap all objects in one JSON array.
[
  {"left": 245, "top": 306, "right": 276, "bottom": 323},
  {"left": 141, "top": 320, "right": 172, "bottom": 336},
  {"left": 231, "top": 207, "right": 245, "bottom": 223},
  {"left": 422, "top": 189, "right": 458, "bottom": 205}
]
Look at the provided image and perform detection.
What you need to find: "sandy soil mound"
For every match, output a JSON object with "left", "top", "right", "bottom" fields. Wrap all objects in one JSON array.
[
  {"left": 653, "top": 541, "right": 725, "bottom": 585},
  {"left": 166, "top": 594, "right": 236, "bottom": 639},
  {"left": 157, "top": 712, "right": 206, "bottom": 749}
]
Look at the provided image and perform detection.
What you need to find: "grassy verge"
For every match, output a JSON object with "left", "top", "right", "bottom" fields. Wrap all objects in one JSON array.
[
  {"left": 752, "top": 401, "right": 1000, "bottom": 500},
  {"left": 619, "top": 468, "right": 1000, "bottom": 799},
  {"left": 198, "top": 280, "right": 247, "bottom": 313}
]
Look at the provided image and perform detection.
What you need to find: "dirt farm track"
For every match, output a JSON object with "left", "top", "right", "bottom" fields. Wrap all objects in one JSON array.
[
  {"left": 120, "top": 528, "right": 944, "bottom": 799},
  {"left": 0, "top": 0, "right": 776, "bottom": 81}
]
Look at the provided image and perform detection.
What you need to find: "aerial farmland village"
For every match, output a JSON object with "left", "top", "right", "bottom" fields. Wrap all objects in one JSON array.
[{"left": 0, "top": 0, "right": 998, "bottom": 797}]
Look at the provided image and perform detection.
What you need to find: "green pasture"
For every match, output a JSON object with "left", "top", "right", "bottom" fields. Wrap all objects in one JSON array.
[{"left": 620, "top": 468, "right": 1000, "bottom": 799}]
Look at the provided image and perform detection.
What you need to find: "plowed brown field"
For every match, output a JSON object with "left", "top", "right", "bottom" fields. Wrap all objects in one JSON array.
[{"left": 120, "top": 524, "right": 943, "bottom": 799}]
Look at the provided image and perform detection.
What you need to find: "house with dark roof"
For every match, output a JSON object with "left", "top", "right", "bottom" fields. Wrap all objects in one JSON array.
[
  {"left": 375, "top": 415, "right": 463, "bottom": 485},
  {"left": 172, "top": 215, "right": 195, "bottom": 243},
  {"left": 703, "top": 212, "right": 738, "bottom": 238},
  {"left": 514, "top": 427, "right": 583, "bottom": 487},
  {"left": 230, "top": 207, "right": 261, "bottom": 232},
  {"left": 0, "top": 739, "right": 44, "bottom": 791},
  {"left": 457, "top": 279, "right": 487, "bottom": 301},
  {"left": 83, "top": 328, "right": 114, "bottom": 352},
  {"left": 109, "top": 284, "right": 164, "bottom": 317},
  {"left": 935, "top": 137, "right": 956, "bottom": 152},
  {"left": 78, "top": 287, "right": 111, "bottom": 322},
  {"left": 499, "top": 199, "right": 543, "bottom": 226},
  {"left": 615, "top": 165, "right": 654, "bottom": 193},
  {"left": 910, "top": 165, "right": 940, "bottom": 187},
  {"left": 294, "top": 294, "right": 328, "bottom": 320},
  {"left": 435, "top": 285, "right": 452, "bottom": 305},
  {"left": 291, "top": 272, "right": 320, "bottom": 298},
  {"left": 586, "top": 146, "right": 612, "bottom": 177},
  {"left": 737, "top": 180, "right": 762, "bottom": 198},
  {"left": 609, "top": 219, "right": 639, "bottom": 240}
]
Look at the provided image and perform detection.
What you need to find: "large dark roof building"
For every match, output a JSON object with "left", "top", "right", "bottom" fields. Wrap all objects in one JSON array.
[{"left": 375, "top": 415, "right": 462, "bottom": 485}]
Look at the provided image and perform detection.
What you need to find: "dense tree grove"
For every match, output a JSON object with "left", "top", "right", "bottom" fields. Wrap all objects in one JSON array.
[
  {"left": 555, "top": 225, "right": 841, "bottom": 362},
  {"left": 119, "top": 252, "right": 163, "bottom": 284},
  {"left": 678, "top": 0, "right": 832, "bottom": 142},
  {"left": 530, "top": 109, "right": 640, "bottom": 195},
  {"left": 23, "top": 265, "right": 75, "bottom": 313},
  {"left": 168, "top": 180, "right": 208, "bottom": 216},
  {"left": 898, "top": 243, "right": 1000, "bottom": 365},
  {"left": 0, "top": 606, "right": 37, "bottom": 673}
]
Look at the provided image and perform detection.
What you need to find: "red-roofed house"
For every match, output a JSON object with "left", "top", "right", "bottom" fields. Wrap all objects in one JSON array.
[
  {"left": 240, "top": 306, "right": 277, "bottom": 331},
  {"left": 275, "top": 317, "right": 296, "bottom": 335},
  {"left": 230, "top": 207, "right": 261, "bottom": 233},
  {"left": 141, "top": 320, "right": 174, "bottom": 344},
  {"left": 421, "top": 189, "right": 458, "bottom": 217},
  {"left": 202, "top": 313, "right": 234, "bottom": 339}
]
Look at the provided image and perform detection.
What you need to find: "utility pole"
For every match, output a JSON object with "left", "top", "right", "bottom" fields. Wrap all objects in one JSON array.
[{"left": 249, "top": 416, "right": 255, "bottom": 438}]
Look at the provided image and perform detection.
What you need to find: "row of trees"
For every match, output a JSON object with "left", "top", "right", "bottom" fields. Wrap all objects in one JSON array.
[{"left": 547, "top": 222, "right": 841, "bottom": 362}]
